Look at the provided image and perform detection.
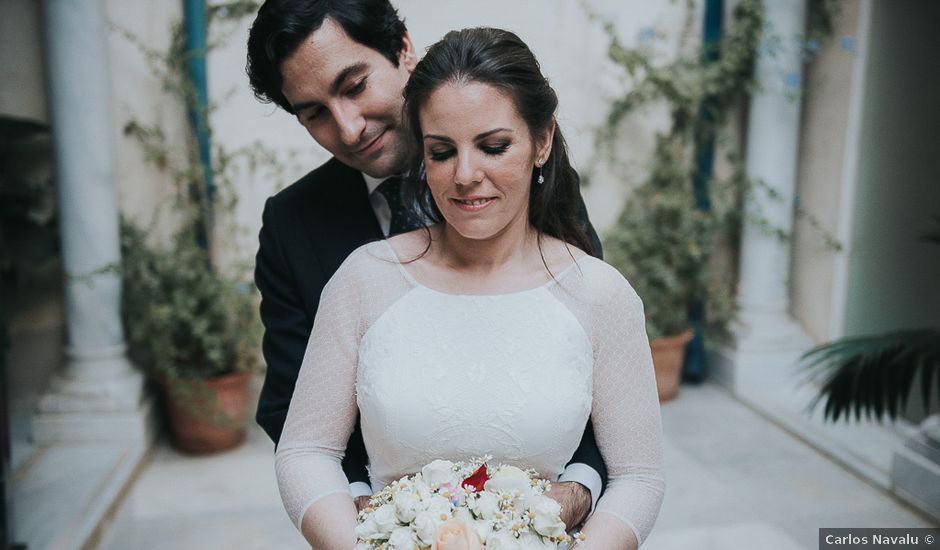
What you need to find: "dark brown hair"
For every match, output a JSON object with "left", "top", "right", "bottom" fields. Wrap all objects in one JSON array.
[
  {"left": 401, "top": 27, "right": 595, "bottom": 256},
  {"left": 246, "top": 0, "right": 407, "bottom": 114}
]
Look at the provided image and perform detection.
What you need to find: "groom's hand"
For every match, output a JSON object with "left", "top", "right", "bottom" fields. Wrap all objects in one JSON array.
[
  {"left": 545, "top": 481, "right": 591, "bottom": 530},
  {"left": 353, "top": 495, "right": 371, "bottom": 512}
]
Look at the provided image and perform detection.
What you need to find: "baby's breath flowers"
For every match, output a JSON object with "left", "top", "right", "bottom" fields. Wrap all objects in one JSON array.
[{"left": 354, "top": 457, "right": 582, "bottom": 549}]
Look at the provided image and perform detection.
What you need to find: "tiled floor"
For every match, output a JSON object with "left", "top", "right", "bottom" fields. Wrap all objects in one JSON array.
[{"left": 98, "top": 383, "right": 936, "bottom": 549}]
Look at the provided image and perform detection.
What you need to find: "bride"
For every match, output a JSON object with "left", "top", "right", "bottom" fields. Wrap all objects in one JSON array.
[{"left": 275, "top": 27, "right": 664, "bottom": 549}]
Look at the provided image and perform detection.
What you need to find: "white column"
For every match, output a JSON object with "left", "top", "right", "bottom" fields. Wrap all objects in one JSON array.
[
  {"left": 32, "top": 0, "right": 150, "bottom": 442},
  {"left": 712, "top": 0, "right": 813, "bottom": 397}
]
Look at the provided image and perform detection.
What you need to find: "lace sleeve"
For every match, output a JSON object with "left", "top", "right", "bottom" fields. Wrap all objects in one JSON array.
[
  {"left": 273, "top": 250, "right": 363, "bottom": 533},
  {"left": 274, "top": 242, "right": 413, "bottom": 546},
  {"left": 554, "top": 260, "right": 665, "bottom": 547}
]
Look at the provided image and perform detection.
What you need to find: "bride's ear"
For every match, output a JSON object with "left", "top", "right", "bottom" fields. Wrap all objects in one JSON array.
[{"left": 535, "top": 119, "right": 556, "bottom": 165}]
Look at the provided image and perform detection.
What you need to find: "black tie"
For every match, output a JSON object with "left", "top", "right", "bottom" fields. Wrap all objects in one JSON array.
[{"left": 375, "top": 176, "right": 423, "bottom": 236}]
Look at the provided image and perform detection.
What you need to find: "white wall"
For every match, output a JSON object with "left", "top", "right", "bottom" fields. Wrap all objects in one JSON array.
[
  {"left": 105, "top": 0, "right": 194, "bottom": 239},
  {"left": 1, "top": 0, "right": 701, "bottom": 268}
]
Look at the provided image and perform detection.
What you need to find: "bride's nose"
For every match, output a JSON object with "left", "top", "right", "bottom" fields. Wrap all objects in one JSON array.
[{"left": 454, "top": 152, "right": 483, "bottom": 186}]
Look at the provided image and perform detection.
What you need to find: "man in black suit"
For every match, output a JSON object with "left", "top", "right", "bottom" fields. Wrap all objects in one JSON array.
[{"left": 246, "top": 0, "right": 606, "bottom": 528}]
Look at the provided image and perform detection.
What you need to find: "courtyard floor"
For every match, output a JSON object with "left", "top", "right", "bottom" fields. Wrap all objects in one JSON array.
[{"left": 96, "top": 382, "right": 936, "bottom": 549}]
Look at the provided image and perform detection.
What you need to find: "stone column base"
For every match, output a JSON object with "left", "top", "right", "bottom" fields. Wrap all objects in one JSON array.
[
  {"left": 31, "top": 347, "right": 154, "bottom": 443},
  {"left": 709, "top": 312, "right": 813, "bottom": 399},
  {"left": 892, "top": 415, "right": 940, "bottom": 522},
  {"left": 32, "top": 398, "right": 154, "bottom": 443}
]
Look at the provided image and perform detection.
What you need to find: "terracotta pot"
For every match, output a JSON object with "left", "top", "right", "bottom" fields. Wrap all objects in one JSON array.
[
  {"left": 649, "top": 330, "right": 694, "bottom": 402},
  {"left": 165, "top": 370, "right": 251, "bottom": 454}
]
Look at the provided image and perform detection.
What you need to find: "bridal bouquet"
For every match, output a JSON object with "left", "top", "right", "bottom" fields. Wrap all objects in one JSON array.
[{"left": 354, "top": 456, "right": 583, "bottom": 549}]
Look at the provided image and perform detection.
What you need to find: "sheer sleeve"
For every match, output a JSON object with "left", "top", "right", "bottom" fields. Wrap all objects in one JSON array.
[
  {"left": 273, "top": 250, "right": 364, "bottom": 538},
  {"left": 553, "top": 259, "right": 665, "bottom": 547},
  {"left": 274, "top": 242, "right": 412, "bottom": 547}
]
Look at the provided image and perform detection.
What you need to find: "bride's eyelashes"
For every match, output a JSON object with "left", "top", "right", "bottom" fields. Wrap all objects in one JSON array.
[{"left": 425, "top": 141, "right": 511, "bottom": 163}]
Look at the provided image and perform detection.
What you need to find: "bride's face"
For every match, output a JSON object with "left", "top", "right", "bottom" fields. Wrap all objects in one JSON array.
[{"left": 419, "top": 81, "right": 551, "bottom": 242}]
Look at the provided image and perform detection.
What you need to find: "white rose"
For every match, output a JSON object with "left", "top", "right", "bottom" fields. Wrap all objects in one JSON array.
[
  {"left": 528, "top": 495, "right": 566, "bottom": 538},
  {"left": 413, "top": 510, "right": 443, "bottom": 546},
  {"left": 472, "top": 518, "right": 495, "bottom": 543},
  {"left": 470, "top": 491, "right": 500, "bottom": 520},
  {"left": 415, "top": 481, "right": 434, "bottom": 502},
  {"left": 373, "top": 503, "right": 399, "bottom": 535},
  {"left": 387, "top": 526, "right": 416, "bottom": 550},
  {"left": 393, "top": 490, "right": 421, "bottom": 523},
  {"left": 483, "top": 466, "right": 532, "bottom": 498},
  {"left": 453, "top": 506, "right": 476, "bottom": 525},
  {"left": 484, "top": 530, "right": 521, "bottom": 550},
  {"left": 424, "top": 494, "right": 453, "bottom": 516},
  {"left": 354, "top": 516, "right": 384, "bottom": 541},
  {"left": 422, "top": 459, "right": 457, "bottom": 486}
]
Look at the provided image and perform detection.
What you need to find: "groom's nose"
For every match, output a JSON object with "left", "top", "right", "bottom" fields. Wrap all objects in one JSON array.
[{"left": 333, "top": 103, "right": 366, "bottom": 147}]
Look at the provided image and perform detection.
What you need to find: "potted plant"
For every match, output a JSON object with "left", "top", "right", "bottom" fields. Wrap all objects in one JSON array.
[
  {"left": 121, "top": 221, "right": 261, "bottom": 453},
  {"left": 592, "top": 1, "right": 764, "bottom": 400},
  {"left": 115, "top": 3, "right": 271, "bottom": 453},
  {"left": 603, "top": 136, "right": 735, "bottom": 401}
]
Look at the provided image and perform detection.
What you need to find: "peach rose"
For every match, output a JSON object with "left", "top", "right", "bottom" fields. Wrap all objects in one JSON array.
[{"left": 433, "top": 518, "right": 483, "bottom": 550}]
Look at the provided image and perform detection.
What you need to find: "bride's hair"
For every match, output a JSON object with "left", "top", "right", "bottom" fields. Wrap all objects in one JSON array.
[{"left": 402, "top": 27, "right": 596, "bottom": 257}]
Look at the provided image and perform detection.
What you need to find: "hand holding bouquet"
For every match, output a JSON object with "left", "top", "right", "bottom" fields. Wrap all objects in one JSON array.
[{"left": 355, "top": 456, "right": 584, "bottom": 549}]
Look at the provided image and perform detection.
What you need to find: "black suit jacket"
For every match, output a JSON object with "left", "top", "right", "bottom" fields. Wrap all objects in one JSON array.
[{"left": 255, "top": 157, "right": 608, "bottom": 489}]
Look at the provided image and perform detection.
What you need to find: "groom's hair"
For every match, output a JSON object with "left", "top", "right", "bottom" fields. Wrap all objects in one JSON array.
[{"left": 246, "top": 0, "right": 407, "bottom": 114}]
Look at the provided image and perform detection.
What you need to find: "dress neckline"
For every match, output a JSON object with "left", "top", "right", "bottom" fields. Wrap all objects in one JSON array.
[{"left": 378, "top": 239, "right": 588, "bottom": 298}]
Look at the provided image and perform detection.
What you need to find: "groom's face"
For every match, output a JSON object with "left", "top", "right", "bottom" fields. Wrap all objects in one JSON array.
[{"left": 280, "top": 18, "right": 417, "bottom": 178}]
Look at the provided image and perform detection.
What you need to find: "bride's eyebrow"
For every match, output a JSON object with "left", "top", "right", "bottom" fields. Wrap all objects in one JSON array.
[{"left": 422, "top": 128, "right": 513, "bottom": 143}]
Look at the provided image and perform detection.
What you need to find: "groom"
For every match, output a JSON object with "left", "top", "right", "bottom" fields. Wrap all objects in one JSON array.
[{"left": 247, "top": 0, "right": 605, "bottom": 528}]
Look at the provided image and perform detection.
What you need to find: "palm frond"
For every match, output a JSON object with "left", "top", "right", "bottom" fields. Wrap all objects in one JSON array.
[{"left": 802, "top": 329, "right": 940, "bottom": 422}]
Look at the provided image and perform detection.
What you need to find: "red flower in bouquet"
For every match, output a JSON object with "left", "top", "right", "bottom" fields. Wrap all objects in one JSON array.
[{"left": 460, "top": 464, "right": 488, "bottom": 492}]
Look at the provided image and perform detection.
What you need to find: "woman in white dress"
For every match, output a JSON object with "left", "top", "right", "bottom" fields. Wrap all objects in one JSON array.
[{"left": 275, "top": 28, "right": 664, "bottom": 549}]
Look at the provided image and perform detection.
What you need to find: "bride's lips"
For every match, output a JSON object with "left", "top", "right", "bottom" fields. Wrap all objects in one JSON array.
[{"left": 451, "top": 196, "right": 497, "bottom": 212}]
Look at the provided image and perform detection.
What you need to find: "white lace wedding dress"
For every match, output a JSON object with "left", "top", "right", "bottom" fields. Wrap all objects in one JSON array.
[{"left": 276, "top": 240, "right": 665, "bottom": 545}]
